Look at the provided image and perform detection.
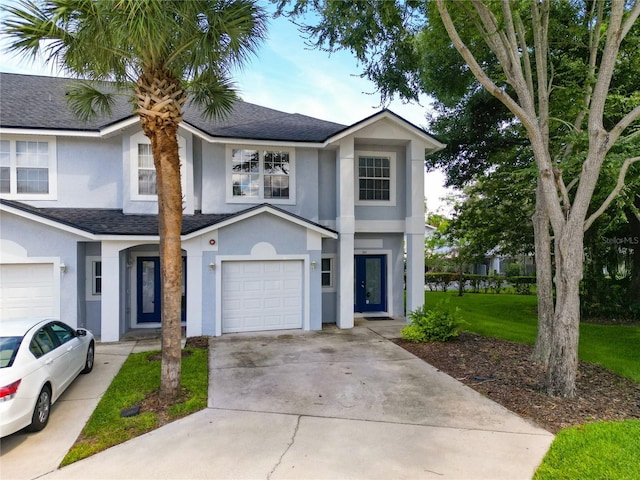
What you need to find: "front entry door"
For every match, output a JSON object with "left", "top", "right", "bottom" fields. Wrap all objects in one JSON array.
[
  {"left": 136, "top": 257, "right": 186, "bottom": 323},
  {"left": 354, "top": 255, "right": 387, "bottom": 312}
]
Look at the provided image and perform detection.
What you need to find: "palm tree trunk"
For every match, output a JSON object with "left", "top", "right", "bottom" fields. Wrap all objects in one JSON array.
[
  {"left": 135, "top": 69, "right": 187, "bottom": 402},
  {"left": 149, "top": 125, "right": 183, "bottom": 402}
]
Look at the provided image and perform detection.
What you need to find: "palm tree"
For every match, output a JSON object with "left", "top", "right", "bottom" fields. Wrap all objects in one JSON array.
[{"left": 2, "top": 0, "right": 267, "bottom": 401}]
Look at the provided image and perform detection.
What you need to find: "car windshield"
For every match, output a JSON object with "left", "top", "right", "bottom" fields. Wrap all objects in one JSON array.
[{"left": 0, "top": 336, "right": 23, "bottom": 368}]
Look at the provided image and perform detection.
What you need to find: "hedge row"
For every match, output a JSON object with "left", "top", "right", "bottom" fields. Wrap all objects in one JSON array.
[{"left": 425, "top": 272, "right": 536, "bottom": 294}]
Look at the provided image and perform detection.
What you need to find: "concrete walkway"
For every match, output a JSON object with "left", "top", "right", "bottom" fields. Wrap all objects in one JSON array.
[
  {"left": 23, "top": 321, "right": 554, "bottom": 480},
  {"left": 0, "top": 342, "right": 134, "bottom": 480}
]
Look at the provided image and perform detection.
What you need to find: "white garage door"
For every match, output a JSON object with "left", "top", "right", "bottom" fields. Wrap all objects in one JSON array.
[
  {"left": 0, "top": 263, "right": 55, "bottom": 319},
  {"left": 222, "top": 260, "right": 303, "bottom": 333}
]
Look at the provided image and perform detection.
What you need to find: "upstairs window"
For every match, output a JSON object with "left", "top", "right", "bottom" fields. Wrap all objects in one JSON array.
[
  {"left": 137, "top": 144, "right": 156, "bottom": 196},
  {"left": 129, "top": 132, "right": 185, "bottom": 202},
  {"left": 0, "top": 137, "right": 57, "bottom": 200},
  {"left": 355, "top": 151, "right": 396, "bottom": 206},
  {"left": 227, "top": 147, "right": 295, "bottom": 204}
]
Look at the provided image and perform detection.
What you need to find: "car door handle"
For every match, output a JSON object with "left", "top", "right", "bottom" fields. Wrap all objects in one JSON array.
[
  {"left": 67, "top": 346, "right": 74, "bottom": 352},
  {"left": 45, "top": 358, "right": 53, "bottom": 365}
]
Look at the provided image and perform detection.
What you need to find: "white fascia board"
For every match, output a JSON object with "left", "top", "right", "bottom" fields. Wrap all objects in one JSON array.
[
  {"left": 180, "top": 122, "right": 324, "bottom": 149},
  {"left": 0, "top": 117, "right": 140, "bottom": 139},
  {"left": 324, "top": 111, "right": 446, "bottom": 152},
  {"left": 1, "top": 203, "right": 96, "bottom": 239},
  {"left": 182, "top": 205, "right": 338, "bottom": 241},
  {"left": 99, "top": 117, "right": 141, "bottom": 137},
  {"left": 0, "top": 127, "right": 101, "bottom": 138},
  {"left": 1, "top": 203, "right": 161, "bottom": 242}
]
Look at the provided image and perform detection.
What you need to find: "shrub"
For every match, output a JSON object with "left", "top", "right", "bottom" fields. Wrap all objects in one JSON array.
[
  {"left": 504, "top": 262, "right": 524, "bottom": 278},
  {"left": 401, "top": 300, "right": 463, "bottom": 342},
  {"left": 511, "top": 276, "right": 537, "bottom": 295},
  {"left": 425, "top": 272, "right": 458, "bottom": 292}
]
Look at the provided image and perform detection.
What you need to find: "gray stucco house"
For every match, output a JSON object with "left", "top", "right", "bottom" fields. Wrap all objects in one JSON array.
[{"left": 0, "top": 72, "right": 444, "bottom": 341}]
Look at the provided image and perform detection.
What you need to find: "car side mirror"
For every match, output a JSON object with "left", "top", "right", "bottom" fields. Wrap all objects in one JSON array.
[{"left": 76, "top": 329, "right": 87, "bottom": 337}]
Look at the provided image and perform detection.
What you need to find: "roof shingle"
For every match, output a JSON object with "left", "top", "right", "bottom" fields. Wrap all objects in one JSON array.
[
  {"left": 0, "top": 72, "right": 347, "bottom": 142},
  {"left": 0, "top": 199, "right": 337, "bottom": 237}
]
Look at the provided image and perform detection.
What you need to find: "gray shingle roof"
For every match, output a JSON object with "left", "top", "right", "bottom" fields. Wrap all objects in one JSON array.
[
  {"left": 1, "top": 199, "right": 337, "bottom": 236},
  {"left": 0, "top": 72, "right": 347, "bottom": 142}
]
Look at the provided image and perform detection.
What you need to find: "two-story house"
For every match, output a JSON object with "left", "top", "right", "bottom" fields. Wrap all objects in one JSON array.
[{"left": 0, "top": 73, "right": 444, "bottom": 341}]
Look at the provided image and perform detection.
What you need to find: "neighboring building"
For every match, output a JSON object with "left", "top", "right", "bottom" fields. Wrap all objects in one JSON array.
[{"left": 0, "top": 73, "right": 445, "bottom": 341}]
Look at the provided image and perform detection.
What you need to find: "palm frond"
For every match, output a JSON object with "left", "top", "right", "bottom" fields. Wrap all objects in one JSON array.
[
  {"left": 65, "top": 81, "right": 117, "bottom": 121},
  {"left": 187, "top": 71, "right": 238, "bottom": 121}
]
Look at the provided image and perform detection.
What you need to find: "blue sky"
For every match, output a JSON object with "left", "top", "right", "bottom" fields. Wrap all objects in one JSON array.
[{"left": 0, "top": 5, "right": 455, "bottom": 212}]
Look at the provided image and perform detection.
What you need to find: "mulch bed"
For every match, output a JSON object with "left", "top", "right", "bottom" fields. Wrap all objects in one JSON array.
[{"left": 394, "top": 332, "right": 640, "bottom": 433}]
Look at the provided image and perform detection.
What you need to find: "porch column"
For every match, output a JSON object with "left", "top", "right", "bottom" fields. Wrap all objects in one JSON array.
[
  {"left": 184, "top": 243, "right": 202, "bottom": 337},
  {"left": 337, "top": 140, "right": 355, "bottom": 329},
  {"left": 405, "top": 141, "right": 426, "bottom": 316},
  {"left": 101, "top": 242, "right": 121, "bottom": 342}
]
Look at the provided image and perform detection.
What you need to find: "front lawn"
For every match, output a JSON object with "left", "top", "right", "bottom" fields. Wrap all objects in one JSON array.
[
  {"left": 425, "top": 291, "right": 640, "bottom": 383},
  {"left": 61, "top": 344, "right": 208, "bottom": 466},
  {"left": 423, "top": 291, "right": 640, "bottom": 479},
  {"left": 534, "top": 420, "right": 640, "bottom": 480}
]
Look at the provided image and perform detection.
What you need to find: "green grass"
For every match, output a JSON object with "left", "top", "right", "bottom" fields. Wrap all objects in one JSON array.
[
  {"left": 425, "top": 291, "right": 640, "bottom": 383},
  {"left": 61, "top": 346, "right": 208, "bottom": 466},
  {"left": 533, "top": 420, "right": 640, "bottom": 480},
  {"left": 423, "top": 292, "right": 640, "bottom": 479}
]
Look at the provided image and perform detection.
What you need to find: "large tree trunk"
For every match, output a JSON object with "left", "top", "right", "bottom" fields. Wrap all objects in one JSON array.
[
  {"left": 531, "top": 183, "right": 554, "bottom": 365},
  {"left": 152, "top": 126, "right": 183, "bottom": 402},
  {"left": 135, "top": 70, "right": 187, "bottom": 402},
  {"left": 545, "top": 223, "right": 583, "bottom": 398}
]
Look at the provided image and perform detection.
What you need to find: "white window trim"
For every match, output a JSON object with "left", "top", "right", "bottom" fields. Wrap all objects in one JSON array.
[
  {"left": 354, "top": 150, "right": 396, "bottom": 207},
  {"left": 129, "top": 132, "right": 187, "bottom": 201},
  {"left": 0, "top": 135, "right": 57, "bottom": 200},
  {"left": 321, "top": 254, "right": 336, "bottom": 292},
  {"left": 225, "top": 145, "right": 296, "bottom": 205},
  {"left": 85, "top": 256, "right": 101, "bottom": 301}
]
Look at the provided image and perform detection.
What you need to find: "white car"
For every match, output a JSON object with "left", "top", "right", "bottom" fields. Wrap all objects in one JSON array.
[{"left": 0, "top": 318, "right": 95, "bottom": 437}]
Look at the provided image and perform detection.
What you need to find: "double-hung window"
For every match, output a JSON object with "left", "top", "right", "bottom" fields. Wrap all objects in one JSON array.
[
  {"left": 355, "top": 151, "right": 396, "bottom": 206},
  {"left": 137, "top": 144, "right": 156, "bottom": 195},
  {"left": 129, "top": 132, "right": 186, "bottom": 201},
  {"left": 228, "top": 147, "right": 295, "bottom": 204},
  {"left": 0, "top": 137, "right": 57, "bottom": 199},
  {"left": 85, "top": 256, "right": 102, "bottom": 301},
  {"left": 321, "top": 256, "right": 335, "bottom": 291}
]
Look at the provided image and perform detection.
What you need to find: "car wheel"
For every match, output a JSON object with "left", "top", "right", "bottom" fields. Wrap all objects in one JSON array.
[
  {"left": 81, "top": 341, "right": 95, "bottom": 374},
  {"left": 27, "top": 385, "right": 51, "bottom": 432}
]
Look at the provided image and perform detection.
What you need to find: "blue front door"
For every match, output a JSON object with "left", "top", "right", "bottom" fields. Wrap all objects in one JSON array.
[
  {"left": 137, "top": 257, "right": 161, "bottom": 323},
  {"left": 137, "top": 257, "right": 187, "bottom": 323},
  {"left": 354, "top": 255, "right": 387, "bottom": 312}
]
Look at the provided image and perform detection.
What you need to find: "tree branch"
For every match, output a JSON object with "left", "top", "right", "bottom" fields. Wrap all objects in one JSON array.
[
  {"left": 435, "top": 0, "right": 529, "bottom": 122},
  {"left": 621, "top": 0, "right": 640, "bottom": 39},
  {"left": 515, "top": 9, "right": 534, "bottom": 101},
  {"left": 584, "top": 156, "right": 640, "bottom": 231},
  {"left": 608, "top": 104, "right": 640, "bottom": 149}
]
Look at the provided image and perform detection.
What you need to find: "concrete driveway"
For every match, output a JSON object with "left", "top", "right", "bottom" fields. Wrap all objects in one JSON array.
[{"left": 35, "top": 321, "right": 554, "bottom": 480}]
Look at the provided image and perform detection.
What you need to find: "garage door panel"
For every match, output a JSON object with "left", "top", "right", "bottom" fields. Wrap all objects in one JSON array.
[
  {"left": 222, "top": 260, "right": 302, "bottom": 333},
  {"left": 0, "top": 263, "right": 55, "bottom": 319},
  {"left": 265, "top": 280, "right": 282, "bottom": 291}
]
